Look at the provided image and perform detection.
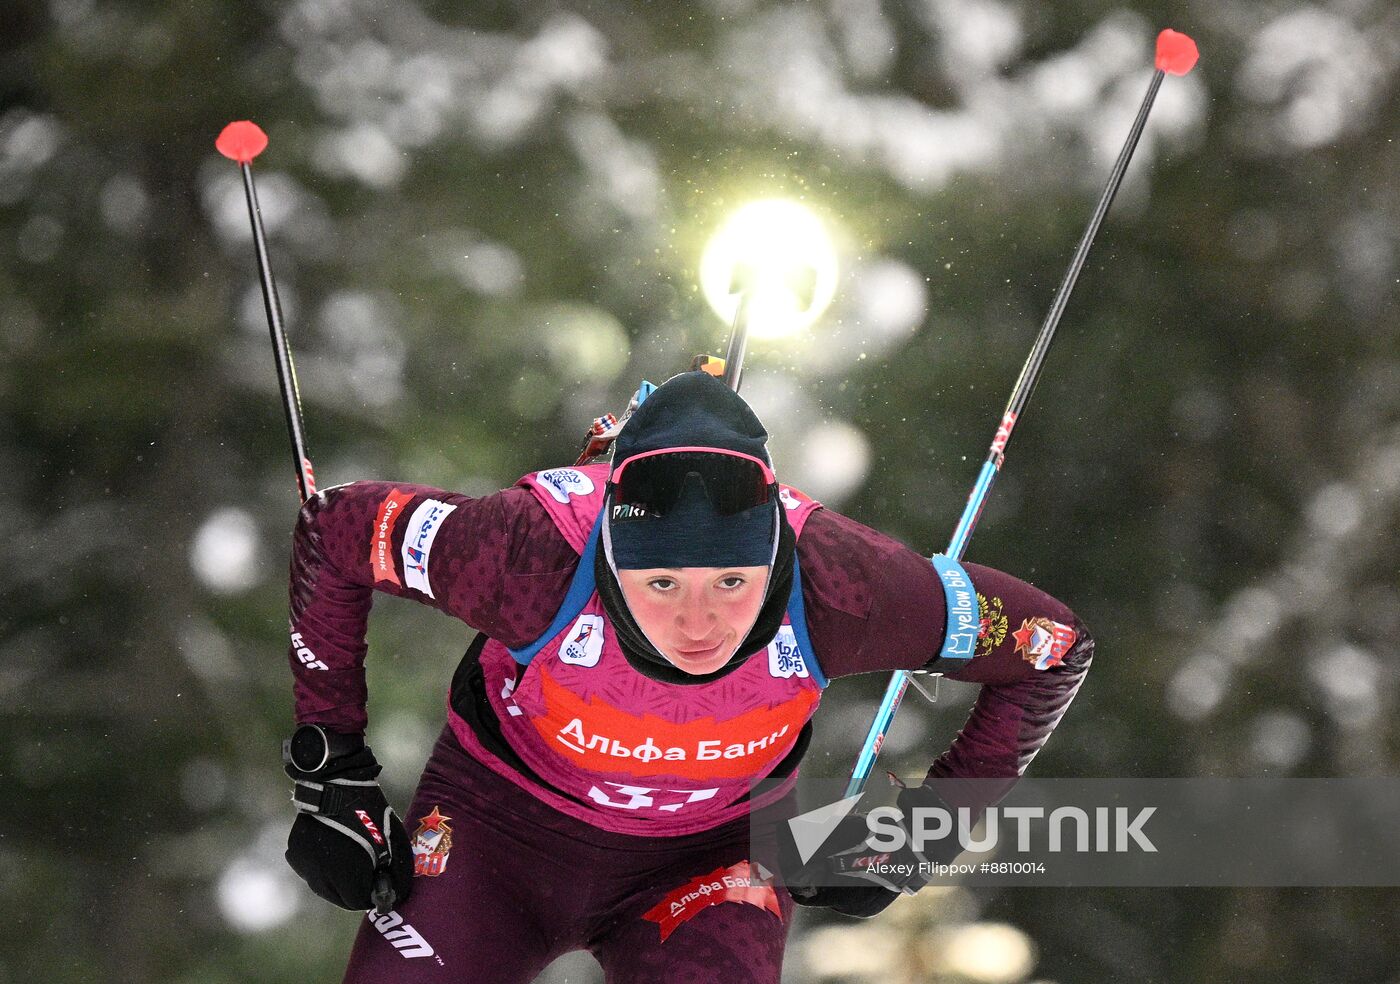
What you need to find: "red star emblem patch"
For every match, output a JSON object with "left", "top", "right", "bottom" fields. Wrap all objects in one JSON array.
[
  {"left": 419, "top": 806, "right": 451, "bottom": 830},
  {"left": 1011, "top": 623, "right": 1037, "bottom": 651}
]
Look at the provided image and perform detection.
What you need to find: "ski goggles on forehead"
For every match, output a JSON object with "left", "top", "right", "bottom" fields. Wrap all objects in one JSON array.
[{"left": 608, "top": 448, "right": 777, "bottom": 517}]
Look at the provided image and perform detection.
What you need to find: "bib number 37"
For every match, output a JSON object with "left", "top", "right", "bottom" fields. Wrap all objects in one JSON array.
[{"left": 587, "top": 783, "right": 719, "bottom": 813}]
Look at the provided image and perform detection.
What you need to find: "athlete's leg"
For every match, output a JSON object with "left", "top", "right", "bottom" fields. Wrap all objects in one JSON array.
[{"left": 588, "top": 847, "right": 794, "bottom": 984}]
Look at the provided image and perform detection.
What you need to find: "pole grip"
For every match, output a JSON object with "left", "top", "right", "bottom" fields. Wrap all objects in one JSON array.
[{"left": 371, "top": 868, "right": 395, "bottom": 916}]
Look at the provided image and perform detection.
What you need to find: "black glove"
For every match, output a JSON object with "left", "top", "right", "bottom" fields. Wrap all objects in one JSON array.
[
  {"left": 282, "top": 730, "right": 413, "bottom": 913},
  {"left": 781, "top": 783, "right": 959, "bottom": 919}
]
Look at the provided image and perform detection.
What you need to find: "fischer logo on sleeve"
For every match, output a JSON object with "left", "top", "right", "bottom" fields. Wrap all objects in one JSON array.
[{"left": 402, "top": 498, "right": 457, "bottom": 598}]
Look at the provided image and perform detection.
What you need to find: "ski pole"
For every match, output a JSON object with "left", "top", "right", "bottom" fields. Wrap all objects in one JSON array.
[
  {"left": 215, "top": 121, "right": 316, "bottom": 502},
  {"left": 216, "top": 120, "right": 395, "bottom": 916},
  {"left": 574, "top": 252, "right": 819, "bottom": 463},
  {"left": 845, "top": 29, "right": 1200, "bottom": 799},
  {"left": 718, "top": 260, "right": 819, "bottom": 394}
]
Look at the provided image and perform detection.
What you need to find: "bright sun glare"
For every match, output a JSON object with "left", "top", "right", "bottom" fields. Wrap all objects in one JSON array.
[{"left": 700, "top": 199, "right": 839, "bottom": 339}]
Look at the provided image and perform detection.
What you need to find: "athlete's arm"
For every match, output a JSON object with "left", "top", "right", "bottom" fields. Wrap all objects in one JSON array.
[
  {"left": 288, "top": 482, "right": 577, "bottom": 733},
  {"left": 798, "top": 507, "right": 1094, "bottom": 781}
]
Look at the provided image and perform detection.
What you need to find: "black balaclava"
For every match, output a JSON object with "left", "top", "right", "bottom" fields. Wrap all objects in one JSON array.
[{"left": 597, "top": 371, "right": 796, "bottom": 685}]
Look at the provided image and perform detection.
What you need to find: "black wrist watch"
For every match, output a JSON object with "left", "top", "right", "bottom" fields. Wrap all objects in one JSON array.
[{"left": 282, "top": 724, "right": 364, "bottom": 773}]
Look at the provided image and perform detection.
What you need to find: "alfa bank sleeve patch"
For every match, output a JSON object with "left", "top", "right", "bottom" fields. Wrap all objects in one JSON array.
[{"left": 370, "top": 489, "right": 413, "bottom": 585}]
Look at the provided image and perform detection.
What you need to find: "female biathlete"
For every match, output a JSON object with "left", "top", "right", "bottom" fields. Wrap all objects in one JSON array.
[{"left": 280, "top": 370, "right": 1094, "bottom": 983}]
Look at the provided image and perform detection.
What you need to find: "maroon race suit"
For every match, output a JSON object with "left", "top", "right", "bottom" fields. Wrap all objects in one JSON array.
[{"left": 287, "top": 476, "right": 1094, "bottom": 983}]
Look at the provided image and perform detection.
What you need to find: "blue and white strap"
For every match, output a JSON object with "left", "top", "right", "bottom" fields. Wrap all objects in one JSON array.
[
  {"left": 507, "top": 517, "right": 602, "bottom": 666},
  {"left": 930, "top": 554, "right": 978, "bottom": 663}
]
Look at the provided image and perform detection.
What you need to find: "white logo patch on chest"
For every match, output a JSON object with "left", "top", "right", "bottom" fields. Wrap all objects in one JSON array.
[
  {"left": 535, "top": 468, "right": 595, "bottom": 503},
  {"left": 767, "top": 626, "right": 808, "bottom": 679},
  {"left": 559, "top": 613, "right": 606, "bottom": 667}
]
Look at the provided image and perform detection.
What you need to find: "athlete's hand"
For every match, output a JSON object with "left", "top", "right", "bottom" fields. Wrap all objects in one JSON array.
[
  {"left": 282, "top": 734, "right": 414, "bottom": 912},
  {"left": 781, "top": 784, "right": 956, "bottom": 919}
]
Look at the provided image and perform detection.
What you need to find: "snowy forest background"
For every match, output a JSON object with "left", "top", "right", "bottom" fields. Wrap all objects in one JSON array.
[{"left": 3, "top": 0, "right": 1399, "bottom": 981}]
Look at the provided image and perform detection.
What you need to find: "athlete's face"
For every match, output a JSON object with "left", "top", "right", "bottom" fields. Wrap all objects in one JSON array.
[{"left": 616, "top": 566, "right": 768, "bottom": 674}]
